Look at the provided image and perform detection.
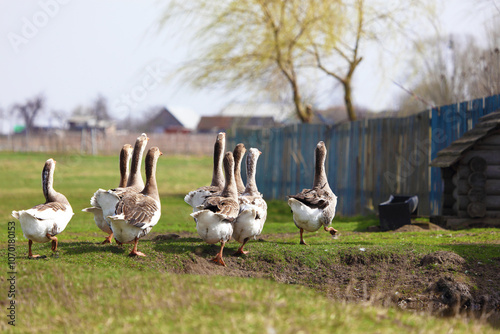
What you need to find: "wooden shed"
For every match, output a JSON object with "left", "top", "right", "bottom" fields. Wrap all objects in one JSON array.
[{"left": 430, "top": 110, "right": 500, "bottom": 228}]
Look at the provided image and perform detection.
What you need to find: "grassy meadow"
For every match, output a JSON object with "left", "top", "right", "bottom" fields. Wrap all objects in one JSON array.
[{"left": 0, "top": 151, "right": 499, "bottom": 333}]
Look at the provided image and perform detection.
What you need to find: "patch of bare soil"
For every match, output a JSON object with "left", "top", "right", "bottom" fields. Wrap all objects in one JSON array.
[
  {"left": 394, "top": 222, "right": 446, "bottom": 232},
  {"left": 153, "top": 234, "right": 500, "bottom": 327}
]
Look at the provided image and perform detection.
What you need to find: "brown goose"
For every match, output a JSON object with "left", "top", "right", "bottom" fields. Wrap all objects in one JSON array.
[
  {"left": 90, "top": 133, "right": 149, "bottom": 245},
  {"left": 12, "top": 159, "right": 74, "bottom": 258},
  {"left": 233, "top": 143, "right": 246, "bottom": 194},
  {"left": 191, "top": 151, "right": 239, "bottom": 266},
  {"left": 82, "top": 144, "right": 133, "bottom": 244},
  {"left": 184, "top": 132, "right": 225, "bottom": 212},
  {"left": 233, "top": 148, "right": 267, "bottom": 255},
  {"left": 288, "top": 141, "right": 338, "bottom": 245},
  {"left": 107, "top": 147, "right": 162, "bottom": 256}
]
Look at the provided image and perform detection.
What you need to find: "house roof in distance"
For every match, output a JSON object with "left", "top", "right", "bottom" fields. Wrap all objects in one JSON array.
[
  {"left": 168, "top": 106, "right": 200, "bottom": 130},
  {"left": 219, "top": 102, "right": 295, "bottom": 123}
]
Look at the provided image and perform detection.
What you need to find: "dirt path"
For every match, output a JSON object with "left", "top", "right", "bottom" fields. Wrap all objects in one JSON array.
[{"left": 153, "top": 232, "right": 499, "bottom": 327}]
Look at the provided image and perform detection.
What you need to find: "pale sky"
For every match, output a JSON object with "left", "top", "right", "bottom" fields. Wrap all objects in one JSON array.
[{"left": 0, "top": 0, "right": 496, "bottom": 133}]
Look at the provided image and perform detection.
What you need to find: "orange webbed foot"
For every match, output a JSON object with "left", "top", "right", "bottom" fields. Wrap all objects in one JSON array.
[
  {"left": 129, "top": 250, "right": 146, "bottom": 257},
  {"left": 233, "top": 249, "right": 249, "bottom": 256},
  {"left": 211, "top": 254, "right": 226, "bottom": 266},
  {"left": 28, "top": 254, "right": 46, "bottom": 259}
]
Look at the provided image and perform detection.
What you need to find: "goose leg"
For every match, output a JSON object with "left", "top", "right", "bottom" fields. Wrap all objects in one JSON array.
[
  {"left": 233, "top": 238, "right": 250, "bottom": 256},
  {"left": 28, "top": 240, "right": 42, "bottom": 258},
  {"left": 101, "top": 233, "right": 113, "bottom": 244},
  {"left": 324, "top": 226, "right": 338, "bottom": 236},
  {"left": 129, "top": 237, "right": 146, "bottom": 257},
  {"left": 212, "top": 241, "right": 226, "bottom": 266},
  {"left": 46, "top": 234, "right": 58, "bottom": 252},
  {"left": 114, "top": 238, "right": 123, "bottom": 246},
  {"left": 299, "top": 228, "right": 308, "bottom": 245}
]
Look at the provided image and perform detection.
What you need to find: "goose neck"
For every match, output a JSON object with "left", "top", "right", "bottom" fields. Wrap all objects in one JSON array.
[
  {"left": 142, "top": 154, "right": 159, "bottom": 201},
  {"left": 313, "top": 150, "right": 329, "bottom": 189},
  {"left": 243, "top": 156, "right": 259, "bottom": 196},
  {"left": 127, "top": 141, "right": 146, "bottom": 189},
  {"left": 211, "top": 139, "right": 225, "bottom": 188},
  {"left": 119, "top": 148, "right": 131, "bottom": 188}
]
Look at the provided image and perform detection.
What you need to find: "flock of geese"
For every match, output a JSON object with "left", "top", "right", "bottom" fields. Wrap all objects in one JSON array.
[{"left": 11, "top": 132, "right": 338, "bottom": 266}]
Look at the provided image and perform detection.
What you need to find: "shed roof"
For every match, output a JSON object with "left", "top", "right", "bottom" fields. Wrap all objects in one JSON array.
[{"left": 430, "top": 110, "right": 500, "bottom": 168}]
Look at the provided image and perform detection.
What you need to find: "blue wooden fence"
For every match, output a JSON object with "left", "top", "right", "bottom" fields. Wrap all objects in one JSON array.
[{"left": 227, "top": 94, "right": 500, "bottom": 216}]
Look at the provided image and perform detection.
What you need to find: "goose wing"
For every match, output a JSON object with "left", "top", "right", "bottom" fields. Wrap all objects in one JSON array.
[
  {"left": 28, "top": 202, "right": 70, "bottom": 220},
  {"left": 113, "top": 193, "right": 160, "bottom": 228},
  {"left": 289, "top": 188, "right": 332, "bottom": 209},
  {"left": 203, "top": 196, "right": 239, "bottom": 220}
]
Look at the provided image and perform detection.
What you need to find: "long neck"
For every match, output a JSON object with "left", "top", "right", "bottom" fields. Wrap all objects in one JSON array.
[
  {"left": 234, "top": 154, "right": 245, "bottom": 194},
  {"left": 313, "top": 149, "right": 330, "bottom": 190},
  {"left": 141, "top": 155, "right": 159, "bottom": 202},
  {"left": 211, "top": 141, "right": 224, "bottom": 188},
  {"left": 221, "top": 161, "right": 238, "bottom": 200},
  {"left": 42, "top": 164, "right": 55, "bottom": 202},
  {"left": 243, "top": 155, "right": 259, "bottom": 196},
  {"left": 42, "top": 164, "right": 70, "bottom": 205},
  {"left": 127, "top": 142, "right": 145, "bottom": 190},
  {"left": 118, "top": 149, "right": 131, "bottom": 188}
]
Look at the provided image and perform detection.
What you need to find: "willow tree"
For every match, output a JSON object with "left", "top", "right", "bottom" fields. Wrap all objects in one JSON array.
[
  {"left": 162, "top": 0, "right": 344, "bottom": 123},
  {"left": 161, "top": 0, "right": 436, "bottom": 122}
]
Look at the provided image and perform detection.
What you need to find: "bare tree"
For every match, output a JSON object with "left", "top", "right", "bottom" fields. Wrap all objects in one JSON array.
[
  {"left": 11, "top": 94, "right": 45, "bottom": 134},
  {"left": 469, "top": 20, "right": 500, "bottom": 97},
  {"left": 92, "top": 94, "right": 111, "bottom": 121},
  {"left": 397, "top": 27, "right": 500, "bottom": 115}
]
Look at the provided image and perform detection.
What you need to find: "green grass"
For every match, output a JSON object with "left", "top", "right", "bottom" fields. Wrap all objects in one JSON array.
[
  {"left": 1, "top": 152, "right": 498, "bottom": 333},
  {"left": 3, "top": 263, "right": 495, "bottom": 334},
  {"left": 4, "top": 263, "right": 494, "bottom": 334}
]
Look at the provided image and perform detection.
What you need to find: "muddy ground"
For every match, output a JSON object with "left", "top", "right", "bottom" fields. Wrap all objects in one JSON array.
[{"left": 153, "top": 229, "right": 500, "bottom": 328}]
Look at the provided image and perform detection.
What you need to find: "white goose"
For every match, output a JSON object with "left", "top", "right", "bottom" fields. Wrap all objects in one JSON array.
[
  {"left": 191, "top": 151, "right": 239, "bottom": 266},
  {"left": 82, "top": 144, "right": 133, "bottom": 244},
  {"left": 288, "top": 141, "right": 338, "bottom": 245},
  {"left": 233, "top": 148, "right": 267, "bottom": 255},
  {"left": 184, "top": 132, "right": 225, "bottom": 213},
  {"left": 233, "top": 143, "right": 246, "bottom": 195},
  {"left": 12, "top": 159, "right": 74, "bottom": 258},
  {"left": 107, "top": 147, "right": 162, "bottom": 256},
  {"left": 85, "top": 133, "right": 149, "bottom": 244}
]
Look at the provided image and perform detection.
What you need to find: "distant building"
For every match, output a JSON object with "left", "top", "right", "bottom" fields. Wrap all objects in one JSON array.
[
  {"left": 219, "top": 102, "right": 295, "bottom": 123},
  {"left": 143, "top": 107, "right": 189, "bottom": 133},
  {"left": 67, "top": 115, "right": 116, "bottom": 134},
  {"left": 196, "top": 102, "right": 291, "bottom": 132},
  {"left": 196, "top": 116, "right": 276, "bottom": 133},
  {"left": 312, "top": 106, "right": 396, "bottom": 124},
  {"left": 168, "top": 106, "right": 201, "bottom": 131}
]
